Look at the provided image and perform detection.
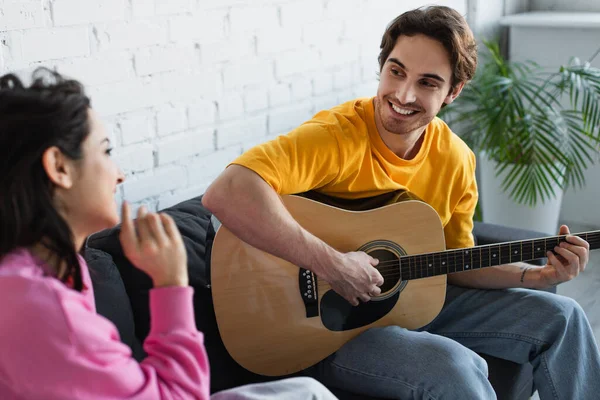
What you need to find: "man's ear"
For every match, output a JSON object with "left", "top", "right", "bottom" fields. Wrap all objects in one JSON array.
[
  {"left": 444, "top": 81, "right": 466, "bottom": 105},
  {"left": 41, "top": 146, "right": 74, "bottom": 189}
]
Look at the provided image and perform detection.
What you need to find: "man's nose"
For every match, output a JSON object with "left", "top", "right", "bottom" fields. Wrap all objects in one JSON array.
[{"left": 395, "top": 83, "right": 417, "bottom": 105}]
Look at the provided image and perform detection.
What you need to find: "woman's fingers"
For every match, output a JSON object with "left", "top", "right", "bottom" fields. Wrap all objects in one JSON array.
[
  {"left": 119, "top": 202, "right": 138, "bottom": 255},
  {"left": 160, "top": 213, "right": 178, "bottom": 242},
  {"left": 147, "top": 213, "right": 168, "bottom": 246},
  {"left": 136, "top": 205, "right": 152, "bottom": 244}
]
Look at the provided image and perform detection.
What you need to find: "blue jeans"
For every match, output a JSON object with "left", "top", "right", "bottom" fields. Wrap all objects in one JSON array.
[{"left": 309, "top": 285, "right": 600, "bottom": 399}]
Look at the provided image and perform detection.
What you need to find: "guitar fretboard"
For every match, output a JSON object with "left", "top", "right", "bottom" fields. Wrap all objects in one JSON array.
[{"left": 396, "top": 231, "right": 600, "bottom": 281}]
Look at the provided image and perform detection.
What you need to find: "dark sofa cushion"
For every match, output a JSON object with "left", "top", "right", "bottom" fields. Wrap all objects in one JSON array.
[
  {"left": 86, "top": 195, "right": 268, "bottom": 392},
  {"left": 83, "top": 247, "right": 145, "bottom": 361}
]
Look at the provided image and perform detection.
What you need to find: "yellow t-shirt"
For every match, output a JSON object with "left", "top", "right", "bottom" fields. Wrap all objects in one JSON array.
[{"left": 232, "top": 97, "right": 478, "bottom": 249}]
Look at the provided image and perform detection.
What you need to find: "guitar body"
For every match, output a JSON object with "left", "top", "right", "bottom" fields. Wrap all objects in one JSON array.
[{"left": 210, "top": 192, "right": 447, "bottom": 376}]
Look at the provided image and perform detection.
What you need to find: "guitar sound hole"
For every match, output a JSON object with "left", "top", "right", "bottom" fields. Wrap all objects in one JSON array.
[{"left": 367, "top": 248, "right": 401, "bottom": 294}]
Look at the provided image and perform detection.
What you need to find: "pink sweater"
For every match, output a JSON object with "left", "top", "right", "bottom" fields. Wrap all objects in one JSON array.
[{"left": 0, "top": 248, "right": 210, "bottom": 400}]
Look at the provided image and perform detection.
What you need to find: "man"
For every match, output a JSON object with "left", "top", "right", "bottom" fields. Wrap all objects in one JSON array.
[{"left": 203, "top": 6, "right": 599, "bottom": 399}]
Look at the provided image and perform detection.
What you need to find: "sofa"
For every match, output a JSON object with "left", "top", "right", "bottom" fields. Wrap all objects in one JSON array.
[{"left": 84, "top": 194, "right": 552, "bottom": 400}]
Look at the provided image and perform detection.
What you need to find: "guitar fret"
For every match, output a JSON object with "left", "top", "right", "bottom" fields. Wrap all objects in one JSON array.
[
  {"left": 500, "top": 243, "right": 511, "bottom": 265},
  {"left": 427, "top": 253, "right": 433, "bottom": 278},
  {"left": 454, "top": 249, "right": 459, "bottom": 273},
  {"left": 442, "top": 252, "right": 445, "bottom": 275}
]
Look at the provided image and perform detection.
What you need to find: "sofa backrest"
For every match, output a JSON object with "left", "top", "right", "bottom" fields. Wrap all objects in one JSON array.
[{"left": 85, "top": 195, "right": 268, "bottom": 392}]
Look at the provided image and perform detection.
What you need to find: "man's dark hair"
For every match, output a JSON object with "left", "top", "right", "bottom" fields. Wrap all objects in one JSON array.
[{"left": 378, "top": 6, "right": 478, "bottom": 88}]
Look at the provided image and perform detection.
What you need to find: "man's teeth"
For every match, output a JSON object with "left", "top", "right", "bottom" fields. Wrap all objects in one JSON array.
[{"left": 391, "top": 103, "right": 416, "bottom": 115}]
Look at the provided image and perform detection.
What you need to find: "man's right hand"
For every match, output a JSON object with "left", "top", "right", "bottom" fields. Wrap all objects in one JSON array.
[{"left": 318, "top": 251, "right": 384, "bottom": 306}]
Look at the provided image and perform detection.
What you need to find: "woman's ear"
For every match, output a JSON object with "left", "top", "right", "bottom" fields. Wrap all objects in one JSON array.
[{"left": 41, "top": 146, "right": 74, "bottom": 189}]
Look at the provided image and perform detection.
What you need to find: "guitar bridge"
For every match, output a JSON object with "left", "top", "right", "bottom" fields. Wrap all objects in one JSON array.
[{"left": 299, "top": 268, "right": 319, "bottom": 317}]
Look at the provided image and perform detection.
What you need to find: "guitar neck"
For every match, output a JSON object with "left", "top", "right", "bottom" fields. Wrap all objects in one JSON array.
[{"left": 400, "top": 231, "right": 600, "bottom": 280}]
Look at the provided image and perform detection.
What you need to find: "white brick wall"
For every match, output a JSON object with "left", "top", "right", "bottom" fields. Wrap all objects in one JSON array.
[{"left": 1, "top": 0, "right": 470, "bottom": 211}]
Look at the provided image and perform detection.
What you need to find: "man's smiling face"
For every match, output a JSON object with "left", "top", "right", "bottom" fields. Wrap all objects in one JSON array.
[{"left": 375, "top": 33, "right": 463, "bottom": 137}]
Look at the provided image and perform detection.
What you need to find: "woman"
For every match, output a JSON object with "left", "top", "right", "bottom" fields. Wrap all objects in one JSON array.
[{"left": 0, "top": 69, "right": 336, "bottom": 400}]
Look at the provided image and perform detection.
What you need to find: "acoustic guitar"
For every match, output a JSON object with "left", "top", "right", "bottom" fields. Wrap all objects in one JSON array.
[{"left": 210, "top": 191, "right": 599, "bottom": 376}]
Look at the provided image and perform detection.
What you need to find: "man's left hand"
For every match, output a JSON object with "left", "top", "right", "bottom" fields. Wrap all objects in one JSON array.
[{"left": 539, "top": 225, "right": 590, "bottom": 287}]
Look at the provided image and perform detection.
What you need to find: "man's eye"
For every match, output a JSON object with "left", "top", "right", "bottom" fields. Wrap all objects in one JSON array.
[
  {"left": 421, "top": 81, "right": 436, "bottom": 88},
  {"left": 106, "top": 148, "right": 113, "bottom": 156}
]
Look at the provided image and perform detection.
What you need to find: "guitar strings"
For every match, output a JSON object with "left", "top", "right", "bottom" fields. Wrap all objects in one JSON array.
[
  {"left": 338, "top": 237, "right": 600, "bottom": 276},
  {"left": 364, "top": 236, "right": 600, "bottom": 268},
  {"left": 311, "top": 236, "right": 600, "bottom": 287}
]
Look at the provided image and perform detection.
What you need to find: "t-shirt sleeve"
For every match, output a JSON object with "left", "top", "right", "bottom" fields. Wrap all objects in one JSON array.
[
  {"left": 443, "top": 154, "right": 478, "bottom": 249},
  {"left": 231, "top": 122, "right": 341, "bottom": 195}
]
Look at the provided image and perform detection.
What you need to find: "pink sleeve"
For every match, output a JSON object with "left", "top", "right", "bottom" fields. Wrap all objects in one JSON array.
[{"left": 1, "top": 283, "right": 210, "bottom": 400}]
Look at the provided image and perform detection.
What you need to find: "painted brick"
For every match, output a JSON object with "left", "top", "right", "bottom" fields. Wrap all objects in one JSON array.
[
  {"left": 312, "top": 94, "right": 340, "bottom": 114},
  {"left": 353, "top": 81, "right": 379, "bottom": 98},
  {"left": 202, "top": 0, "right": 247, "bottom": 8},
  {"left": 90, "top": 79, "right": 161, "bottom": 116},
  {"left": 20, "top": 27, "right": 90, "bottom": 63},
  {"left": 321, "top": 42, "right": 360, "bottom": 68},
  {"left": 256, "top": 27, "right": 302, "bottom": 54},
  {"left": 95, "top": 21, "right": 168, "bottom": 51},
  {"left": 303, "top": 20, "right": 344, "bottom": 46},
  {"left": 0, "top": 1, "right": 45, "bottom": 31},
  {"left": 185, "top": 146, "right": 242, "bottom": 185},
  {"left": 156, "top": 129, "right": 215, "bottom": 165},
  {"left": 113, "top": 143, "right": 154, "bottom": 173},
  {"left": 217, "top": 92, "right": 245, "bottom": 121},
  {"left": 241, "top": 135, "right": 271, "bottom": 153},
  {"left": 333, "top": 65, "right": 358, "bottom": 90},
  {"left": 229, "top": 6, "right": 279, "bottom": 36},
  {"left": 159, "top": 69, "right": 222, "bottom": 104},
  {"left": 361, "top": 55, "right": 380, "bottom": 82},
  {"left": 313, "top": 72, "right": 334, "bottom": 95},
  {"left": 280, "top": 0, "right": 324, "bottom": 28},
  {"left": 155, "top": 0, "right": 192, "bottom": 16},
  {"left": 135, "top": 45, "right": 192, "bottom": 76},
  {"left": 131, "top": 0, "right": 155, "bottom": 18},
  {"left": 336, "top": 88, "right": 355, "bottom": 104},
  {"left": 201, "top": 36, "right": 253, "bottom": 65},
  {"left": 53, "top": 52, "right": 133, "bottom": 86},
  {"left": 217, "top": 115, "right": 267, "bottom": 148},
  {"left": 157, "top": 185, "right": 211, "bottom": 210},
  {"left": 269, "top": 84, "right": 291, "bottom": 107},
  {"left": 122, "top": 166, "right": 188, "bottom": 202},
  {"left": 188, "top": 99, "right": 218, "bottom": 127},
  {"left": 268, "top": 103, "right": 312, "bottom": 135},
  {"left": 324, "top": 0, "right": 364, "bottom": 20},
  {"left": 117, "top": 109, "right": 155, "bottom": 146},
  {"left": 275, "top": 48, "right": 321, "bottom": 77},
  {"left": 0, "top": 31, "right": 24, "bottom": 70},
  {"left": 290, "top": 77, "right": 313, "bottom": 100},
  {"left": 168, "top": 11, "right": 227, "bottom": 42},
  {"left": 223, "top": 59, "right": 273, "bottom": 89},
  {"left": 244, "top": 88, "right": 269, "bottom": 113},
  {"left": 52, "top": 0, "right": 126, "bottom": 26},
  {"left": 156, "top": 104, "right": 187, "bottom": 137}
]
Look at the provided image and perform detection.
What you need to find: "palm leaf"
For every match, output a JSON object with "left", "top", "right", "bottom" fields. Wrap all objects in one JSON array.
[{"left": 442, "top": 40, "right": 600, "bottom": 205}]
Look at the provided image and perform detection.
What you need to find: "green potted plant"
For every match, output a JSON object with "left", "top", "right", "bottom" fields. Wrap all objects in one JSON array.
[{"left": 441, "top": 40, "right": 600, "bottom": 233}]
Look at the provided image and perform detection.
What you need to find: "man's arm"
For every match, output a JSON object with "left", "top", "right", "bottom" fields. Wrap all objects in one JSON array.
[
  {"left": 447, "top": 262, "right": 546, "bottom": 289},
  {"left": 202, "top": 165, "right": 383, "bottom": 305},
  {"left": 448, "top": 225, "right": 590, "bottom": 289}
]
